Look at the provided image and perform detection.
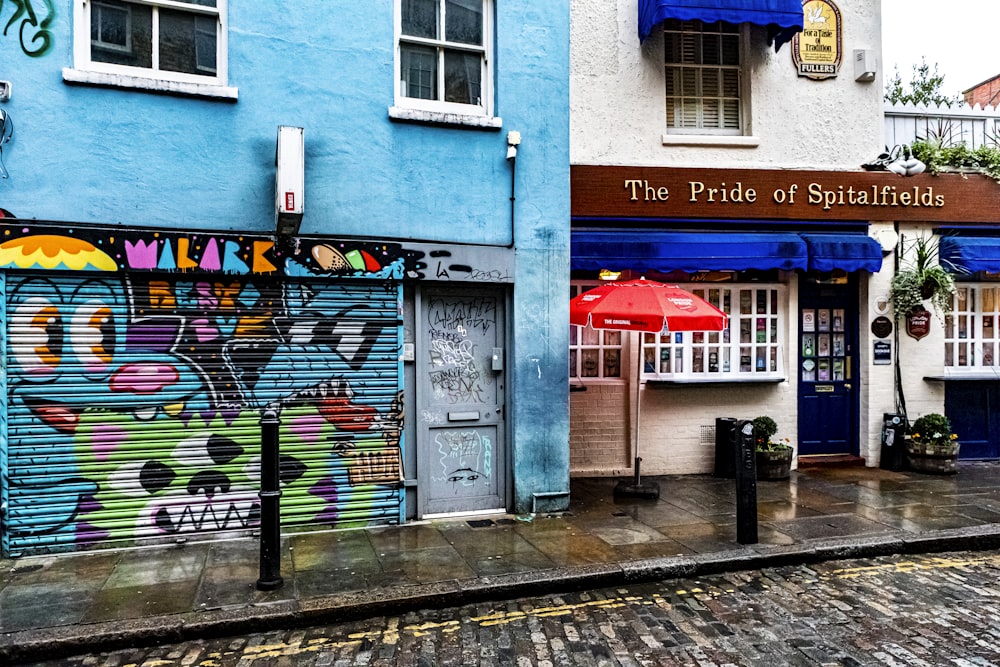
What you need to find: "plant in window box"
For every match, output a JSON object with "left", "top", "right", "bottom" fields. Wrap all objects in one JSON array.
[
  {"left": 906, "top": 412, "right": 960, "bottom": 474},
  {"left": 889, "top": 234, "right": 956, "bottom": 318},
  {"left": 752, "top": 416, "right": 793, "bottom": 480}
]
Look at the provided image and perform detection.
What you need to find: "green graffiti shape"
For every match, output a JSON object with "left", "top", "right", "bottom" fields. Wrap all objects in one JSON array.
[{"left": 2, "top": 0, "right": 54, "bottom": 57}]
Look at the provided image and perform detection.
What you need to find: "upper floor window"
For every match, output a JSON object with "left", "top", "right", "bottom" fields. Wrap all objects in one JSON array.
[
  {"left": 663, "top": 19, "right": 744, "bottom": 135},
  {"left": 71, "top": 0, "right": 231, "bottom": 95},
  {"left": 395, "top": 0, "right": 493, "bottom": 119}
]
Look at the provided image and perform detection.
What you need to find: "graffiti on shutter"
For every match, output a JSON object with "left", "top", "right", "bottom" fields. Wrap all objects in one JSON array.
[{"left": 3, "top": 274, "right": 402, "bottom": 556}]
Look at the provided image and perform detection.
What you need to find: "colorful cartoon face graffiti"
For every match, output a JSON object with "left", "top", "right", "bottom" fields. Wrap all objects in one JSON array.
[{"left": 4, "top": 274, "right": 404, "bottom": 554}]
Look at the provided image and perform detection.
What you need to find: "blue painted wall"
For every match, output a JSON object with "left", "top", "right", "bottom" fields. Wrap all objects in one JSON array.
[{"left": 0, "top": 1, "right": 570, "bottom": 514}]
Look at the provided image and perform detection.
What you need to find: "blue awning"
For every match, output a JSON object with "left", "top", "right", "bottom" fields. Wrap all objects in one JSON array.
[
  {"left": 571, "top": 231, "right": 809, "bottom": 273},
  {"left": 940, "top": 236, "right": 1000, "bottom": 273},
  {"left": 572, "top": 231, "right": 884, "bottom": 274},
  {"left": 800, "top": 234, "right": 883, "bottom": 273},
  {"left": 638, "top": 0, "right": 804, "bottom": 51}
]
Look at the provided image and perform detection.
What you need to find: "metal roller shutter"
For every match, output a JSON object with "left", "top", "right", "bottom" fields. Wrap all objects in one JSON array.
[{"left": 3, "top": 273, "right": 402, "bottom": 556}]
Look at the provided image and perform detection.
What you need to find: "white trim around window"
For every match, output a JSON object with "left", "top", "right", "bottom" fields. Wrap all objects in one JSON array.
[
  {"left": 946, "top": 283, "right": 1000, "bottom": 371},
  {"left": 66, "top": 0, "right": 236, "bottom": 99},
  {"left": 642, "top": 284, "right": 787, "bottom": 382},
  {"left": 392, "top": 0, "right": 498, "bottom": 127}
]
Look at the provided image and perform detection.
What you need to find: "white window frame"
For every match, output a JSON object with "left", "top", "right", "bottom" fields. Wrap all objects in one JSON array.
[
  {"left": 662, "top": 19, "right": 749, "bottom": 137},
  {"left": 65, "top": 0, "right": 236, "bottom": 100},
  {"left": 945, "top": 283, "right": 1000, "bottom": 371},
  {"left": 570, "top": 282, "right": 625, "bottom": 381},
  {"left": 390, "top": 0, "right": 500, "bottom": 128},
  {"left": 642, "top": 284, "right": 786, "bottom": 381}
]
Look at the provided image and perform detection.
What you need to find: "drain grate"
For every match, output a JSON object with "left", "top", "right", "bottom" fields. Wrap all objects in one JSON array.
[{"left": 467, "top": 519, "right": 496, "bottom": 528}]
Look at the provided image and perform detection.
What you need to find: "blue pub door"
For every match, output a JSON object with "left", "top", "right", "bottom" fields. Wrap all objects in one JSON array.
[{"left": 797, "top": 275, "right": 860, "bottom": 456}]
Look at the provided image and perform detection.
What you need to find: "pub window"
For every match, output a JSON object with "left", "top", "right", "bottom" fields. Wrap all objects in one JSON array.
[
  {"left": 945, "top": 283, "right": 1000, "bottom": 369},
  {"left": 642, "top": 284, "right": 785, "bottom": 380},
  {"left": 570, "top": 283, "right": 623, "bottom": 380}
]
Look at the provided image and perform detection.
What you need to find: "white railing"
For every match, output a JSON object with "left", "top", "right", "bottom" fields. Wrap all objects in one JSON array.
[{"left": 885, "top": 101, "right": 1000, "bottom": 149}]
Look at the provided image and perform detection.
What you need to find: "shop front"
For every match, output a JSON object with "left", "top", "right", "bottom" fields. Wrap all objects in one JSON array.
[
  {"left": 569, "top": 165, "right": 1000, "bottom": 477},
  {"left": 0, "top": 222, "right": 515, "bottom": 557}
]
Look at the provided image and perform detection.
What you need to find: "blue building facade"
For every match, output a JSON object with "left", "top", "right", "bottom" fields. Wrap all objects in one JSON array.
[{"left": 0, "top": 1, "right": 569, "bottom": 556}]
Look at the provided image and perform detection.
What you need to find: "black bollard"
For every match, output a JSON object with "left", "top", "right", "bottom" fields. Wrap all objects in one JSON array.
[
  {"left": 733, "top": 419, "right": 758, "bottom": 545},
  {"left": 256, "top": 408, "right": 283, "bottom": 590}
]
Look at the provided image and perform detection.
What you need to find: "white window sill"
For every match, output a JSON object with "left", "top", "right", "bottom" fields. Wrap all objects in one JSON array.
[
  {"left": 644, "top": 376, "right": 786, "bottom": 384},
  {"left": 63, "top": 68, "right": 238, "bottom": 101},
  {"left": 388, "top": 106, "right": 502, "bottom": 130},
  {"left": 661, "top": 134, "right": 760, "bottom": 148}
]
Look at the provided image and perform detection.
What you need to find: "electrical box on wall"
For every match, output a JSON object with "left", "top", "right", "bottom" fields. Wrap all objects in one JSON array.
[
  {"left": 275, "top": 125, "right": 304, "bottom": 235},
  {"left": 853, "top": 49, "right": 876, "bottom": 82}
]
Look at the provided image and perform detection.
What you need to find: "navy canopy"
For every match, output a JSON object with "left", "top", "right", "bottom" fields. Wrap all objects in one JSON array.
[
  {"left": 638, "top": 0, "right": 804, "bottom": 51},
  {"left": 940, "top": 236, "right": 1000, "bottom": 273},
  {"left": 800, "top": 233, "right": 883, "bottom": 273},
  {"left": 572, "top": 231, "right": 883, "bottom": 274},
  {"left": 572, "top": 231, "right": 809, "bottom": 273}
]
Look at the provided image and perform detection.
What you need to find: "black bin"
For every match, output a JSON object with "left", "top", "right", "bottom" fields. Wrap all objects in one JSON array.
[
  {"left": 714, "top": 417, "right": 738, "bottom": 478},
  {"left": 880, "top": 412, "right": 908, "bottom": 471}
]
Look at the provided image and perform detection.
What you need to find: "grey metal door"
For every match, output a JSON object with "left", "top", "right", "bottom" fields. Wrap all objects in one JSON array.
[{"left": 416, "top": 287, "right": 505, "bottom": 516}]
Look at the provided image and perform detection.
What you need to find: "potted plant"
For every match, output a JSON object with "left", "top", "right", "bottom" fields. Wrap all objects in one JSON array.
[
  {"left": 889, "top": 234, "right": 956, "bottom": 318},
  {"left": 906, "top": 412, "right": 960, "bottom": 474},
  {"left": 753, "top": 416, "right": 793, "bottom": 480}
]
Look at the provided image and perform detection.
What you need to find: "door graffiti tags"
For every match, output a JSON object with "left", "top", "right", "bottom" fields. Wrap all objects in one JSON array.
[{"left": 418, "top": 288, "right": 505, "bottom": 514}]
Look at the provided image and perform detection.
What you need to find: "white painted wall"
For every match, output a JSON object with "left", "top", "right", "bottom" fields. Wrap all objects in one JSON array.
[{"left": 570, "top": 0, "right": 885, "bottom": 169}]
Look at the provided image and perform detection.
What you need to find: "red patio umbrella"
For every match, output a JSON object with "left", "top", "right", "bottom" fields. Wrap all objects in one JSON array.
[{"left": 570, "top": 279, "right": 728, "bottom": 498}]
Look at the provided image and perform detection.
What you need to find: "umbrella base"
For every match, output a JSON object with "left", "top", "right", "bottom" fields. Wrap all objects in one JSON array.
[{"left": 613, "top": 479, "right": 660, "bottom": 500}]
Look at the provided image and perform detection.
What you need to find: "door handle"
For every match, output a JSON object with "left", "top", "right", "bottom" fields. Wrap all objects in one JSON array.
[{"left": 845, "top": 383, "right": 852, "bottom": 389}]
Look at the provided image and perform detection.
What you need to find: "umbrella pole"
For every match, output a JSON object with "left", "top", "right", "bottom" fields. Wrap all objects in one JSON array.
[{"left": 614, "top": 332, "right": 660, "bottom": 500}]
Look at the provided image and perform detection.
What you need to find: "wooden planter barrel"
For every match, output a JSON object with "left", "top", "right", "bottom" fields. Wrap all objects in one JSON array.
[
  {"left": 905, "top": 441, "right": 960, "bottom": 474},
  {"left": 756, "top": 448, "right": 793, "bottom": 480}
]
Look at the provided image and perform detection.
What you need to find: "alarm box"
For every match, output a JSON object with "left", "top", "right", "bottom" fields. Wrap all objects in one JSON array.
[{"left": 275, "top": 125, "right": 304, "bottom": 235}]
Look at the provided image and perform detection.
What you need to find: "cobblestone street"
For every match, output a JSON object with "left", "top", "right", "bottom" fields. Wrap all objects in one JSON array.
[{"left": 34, "top": 550, "right": 1000, "bottom": 666}]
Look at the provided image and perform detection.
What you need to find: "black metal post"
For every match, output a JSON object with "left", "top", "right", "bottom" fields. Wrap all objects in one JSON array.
[
  {"left": 256, "top": 408, "right": 283, "bottom": 590},
  {"left": 734, "top": 419, "right": 759, "bottom": 544}
]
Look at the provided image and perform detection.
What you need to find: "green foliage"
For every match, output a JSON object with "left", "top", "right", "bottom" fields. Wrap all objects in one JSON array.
[
  {"left": 911, "top": 139, "right": 1000, "bottom": 182},
  {"left": 884, "top": 58, "right": 960, "bottom": 106},
  {"left": 909, "top": 413, "right": 957, "bottom": 447},
  {"left": 889, "top": 234, "right": 956, "bottom": 318},
  {"left": 752, "top": 416, "right": 790, "bottom": 451}
]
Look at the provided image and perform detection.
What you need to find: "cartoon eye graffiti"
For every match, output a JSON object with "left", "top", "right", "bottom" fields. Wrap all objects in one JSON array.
[
  {"left": 11, "top": 297, "right": 64, "bottom": 375},
  {"left": 72, "top": 302, "right": 117, "bottom": 371}
]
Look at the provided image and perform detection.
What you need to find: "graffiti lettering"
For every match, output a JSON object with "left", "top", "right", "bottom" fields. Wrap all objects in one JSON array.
[
  {"left": 467, "top": 268, "right": 511, "bottom": 282},
  {"left": 1, "top": 0, "right": 54, "bottom": 57},
  {"left": 429, "top": 366, "right": 484, "bottom": 404},
  {"left": 427, "top": 297, "right": 497, "bottom": 335}
]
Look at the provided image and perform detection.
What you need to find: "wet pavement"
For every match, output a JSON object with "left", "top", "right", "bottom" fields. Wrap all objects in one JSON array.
[{"left": 5, "top": 463, "right": 1000, "bottom": 663}]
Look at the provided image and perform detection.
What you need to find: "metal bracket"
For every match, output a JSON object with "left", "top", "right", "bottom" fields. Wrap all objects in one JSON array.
[{"left": 0, "top": 81, "right": 10, "bottom": 103}]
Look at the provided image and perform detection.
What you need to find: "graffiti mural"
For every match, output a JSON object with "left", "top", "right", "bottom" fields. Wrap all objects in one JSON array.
[
  {"left": 4, "top": 273, "right": 403, "bottom": 554},
  {"left": 0, "top": 221, "right": 515, "bottom": 284},
  {"left": 1, "top": 0, "right": 54, "bottom": 57}
]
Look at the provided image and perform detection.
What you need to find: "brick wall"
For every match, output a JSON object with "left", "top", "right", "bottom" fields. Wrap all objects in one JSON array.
[{"left": 569, "top": 382, "right": 630, "bottom": 474}]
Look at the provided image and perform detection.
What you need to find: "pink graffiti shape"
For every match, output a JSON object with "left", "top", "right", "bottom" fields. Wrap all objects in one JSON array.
[
  {"left": 110, "top": 362, "right": 180, "bottom": 394},
  {"left": 191, "top": 318, "right": 220, "bottom": 342},
  {"left": 90, "top": 424, "right": 128, "bottom": 461},
  {"left": 289, "top": 414, "right": 325, "bottom": 444}
]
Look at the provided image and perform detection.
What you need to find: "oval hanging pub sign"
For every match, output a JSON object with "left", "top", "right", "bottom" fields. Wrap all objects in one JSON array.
[{"left": 792, "top": 0, "right": 843, "bottom": 80}]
